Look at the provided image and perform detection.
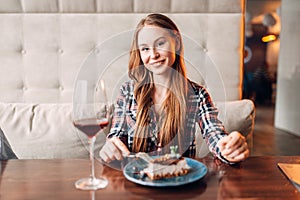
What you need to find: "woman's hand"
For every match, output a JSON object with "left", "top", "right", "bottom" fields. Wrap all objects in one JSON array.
[
  {"left": 99, "top": 137, "right": 130, "bottom": 163},
  {"left": 218, "top": 131, "right": 249, "bottom": 163}
]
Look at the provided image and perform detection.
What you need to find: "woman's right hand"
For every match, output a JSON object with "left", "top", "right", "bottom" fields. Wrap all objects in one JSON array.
[{"left": 99, "top": 137, "right": 130, "bottom": 163}]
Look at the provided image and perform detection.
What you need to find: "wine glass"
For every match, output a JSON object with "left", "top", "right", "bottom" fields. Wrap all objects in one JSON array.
[{"left": 73, "top": 79, "right": 109, "bottom": 190}]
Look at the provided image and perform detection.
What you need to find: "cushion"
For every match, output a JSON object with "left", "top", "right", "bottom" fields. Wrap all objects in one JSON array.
[
  {"left": 0, "top": 103, "right": 106, "bottom": 159},
  {"left": 0, "top": 99, "right": 255, "bottom": 159},
  {"left": 195, "top": 99, "right": 255, "bottom": 158}
]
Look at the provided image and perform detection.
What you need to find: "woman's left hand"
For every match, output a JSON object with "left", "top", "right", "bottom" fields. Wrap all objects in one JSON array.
[{"left": 218, "top": 131, "right": 250, "bottom": 163}]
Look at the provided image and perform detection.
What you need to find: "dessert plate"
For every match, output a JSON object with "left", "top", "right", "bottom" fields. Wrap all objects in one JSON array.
[{"left": 123, "top": 157, "right": 207, "bottom": 187}]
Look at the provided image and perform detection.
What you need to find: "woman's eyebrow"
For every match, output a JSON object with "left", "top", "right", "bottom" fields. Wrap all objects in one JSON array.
[{"left": 138, "top": 36, "right": 166, "bottom": 47}]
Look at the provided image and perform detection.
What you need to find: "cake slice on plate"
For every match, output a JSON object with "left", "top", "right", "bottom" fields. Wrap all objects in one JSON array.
[{"left": 138, "top": 146, "right": 191, "bottom": 180}]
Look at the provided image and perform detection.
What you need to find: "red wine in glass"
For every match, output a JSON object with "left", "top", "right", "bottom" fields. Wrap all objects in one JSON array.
[{"left": 73, "top": 118, "right": 109, "bottom": 138}]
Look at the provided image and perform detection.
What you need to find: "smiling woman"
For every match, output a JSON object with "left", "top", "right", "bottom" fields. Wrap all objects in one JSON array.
[{"left": 99, "top": 13, "right": 250, "bottom": 165}]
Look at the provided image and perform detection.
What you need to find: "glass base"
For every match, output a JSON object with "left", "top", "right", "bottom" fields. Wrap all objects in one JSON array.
[{"left": 75, "top": 177, "right": 108, "bottom": 190}]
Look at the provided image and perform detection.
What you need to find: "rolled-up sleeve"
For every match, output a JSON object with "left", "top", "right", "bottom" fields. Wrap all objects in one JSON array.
[{"left": 196, "top": 87, "right": 229, "bottom": 163}]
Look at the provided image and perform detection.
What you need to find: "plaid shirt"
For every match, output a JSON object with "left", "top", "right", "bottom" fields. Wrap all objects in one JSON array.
[{"left": 107, "top": 80, "right": 228, "bottom": 161}]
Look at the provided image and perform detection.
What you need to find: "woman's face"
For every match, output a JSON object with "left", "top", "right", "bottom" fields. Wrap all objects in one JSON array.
[{"left": 137, "top": 25, "right": 178, "bottom": 76}]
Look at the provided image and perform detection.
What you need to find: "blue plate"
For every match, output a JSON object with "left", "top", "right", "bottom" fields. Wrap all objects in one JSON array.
[{"left": 123, "top": 157, "right": 207, "bottom": 187}]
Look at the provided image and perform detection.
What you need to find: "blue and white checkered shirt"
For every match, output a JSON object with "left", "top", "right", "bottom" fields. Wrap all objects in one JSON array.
[{"left": 107, "top": 80, "right": 228, "bottom": 161}]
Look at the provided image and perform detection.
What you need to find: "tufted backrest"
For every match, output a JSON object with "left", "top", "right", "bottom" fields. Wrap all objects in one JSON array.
[
  {"left": 0, "top": 0, "right": 244, "bottom": 103},
  {"left": 0, "top": 0, "right": 250, "bottom": 159}
]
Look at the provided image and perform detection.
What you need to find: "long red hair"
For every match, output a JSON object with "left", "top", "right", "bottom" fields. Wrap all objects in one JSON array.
[{"left": 128, "top": 13, "right": 188, "bottom": 154}]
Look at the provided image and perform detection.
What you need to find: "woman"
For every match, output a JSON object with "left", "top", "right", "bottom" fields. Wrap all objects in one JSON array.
[{"left": 100, "top": 13, "right": 249, "bottom": 164}]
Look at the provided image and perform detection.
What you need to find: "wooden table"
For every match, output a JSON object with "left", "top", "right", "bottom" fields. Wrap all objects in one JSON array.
[{"left": 1, "top": 156, "right": 299, "bottom": 199}]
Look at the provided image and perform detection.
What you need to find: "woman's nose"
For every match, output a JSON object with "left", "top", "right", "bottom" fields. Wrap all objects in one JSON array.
[{"left": 150, "top": 48, "right": 159, "bottom": 59}]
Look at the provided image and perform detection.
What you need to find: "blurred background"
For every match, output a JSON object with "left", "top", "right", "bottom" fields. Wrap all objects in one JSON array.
[
  {"left": 245, "top": 0, "right": 300, "bottom": 155},
  {"left": 244, "top": 0, "right": 281, "bottom": 105}
]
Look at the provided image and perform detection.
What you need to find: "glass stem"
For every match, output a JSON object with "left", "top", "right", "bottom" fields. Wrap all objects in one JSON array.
[{"left": 89, "top": 136, "right": 96, "bottom": 181}]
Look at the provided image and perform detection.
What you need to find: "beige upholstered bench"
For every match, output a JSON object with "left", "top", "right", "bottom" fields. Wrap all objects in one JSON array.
[{"left": 0, "top": 0, "right": 254, "bottom": 159}]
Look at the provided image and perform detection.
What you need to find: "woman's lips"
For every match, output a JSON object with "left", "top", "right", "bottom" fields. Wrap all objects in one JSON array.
[{"left": 149, "top": 59, "right": 165, "bottom": 67}]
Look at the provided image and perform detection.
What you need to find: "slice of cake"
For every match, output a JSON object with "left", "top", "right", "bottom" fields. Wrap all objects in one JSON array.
[{"left": 141, "top": 154, "right": 191, "bottom": 180}]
